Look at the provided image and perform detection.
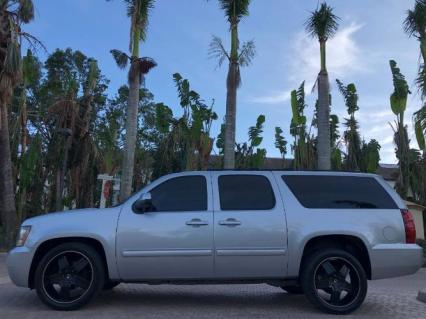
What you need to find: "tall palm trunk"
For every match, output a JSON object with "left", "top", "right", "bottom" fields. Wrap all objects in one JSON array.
[
  {"left": 317, "top": 41, "right": 331, "bottom": 170},
  {"left": 120, "top": 62, "right": 140, "bottom": 200},
  {"left": 317, "top": 72, "right": 331, "bottom": 170},
  {"left": 223, "top": 19, "right": 239, "bottom": 169},
  {"left": 0, "top": 102, "right": 17, "bottom": 247},
  {"left": 396, "top": 117, "right": 410, "bottom": 199},
  {"left": 224, "top": 61, "right": 238, "bottom": 169}
]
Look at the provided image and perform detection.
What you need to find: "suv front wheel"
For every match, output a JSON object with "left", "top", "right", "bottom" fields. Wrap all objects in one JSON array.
[
  {"left": 301, "top": 248, "right": 367, "bottom": 315},
  {"left": 34, "top": 242, "right": 105, "bottom": 310}
]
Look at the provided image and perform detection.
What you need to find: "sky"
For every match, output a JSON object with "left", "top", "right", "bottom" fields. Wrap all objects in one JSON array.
[{"left": 25, "top": 0, "right": 423, "bottom": 164}]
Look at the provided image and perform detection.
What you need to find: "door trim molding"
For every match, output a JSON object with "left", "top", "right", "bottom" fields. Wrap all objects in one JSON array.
[
  {"left": 215, "top": 249, "right": 286, "bottom": 256},
  {"left": 122, "top": 249, "right": 213, "bottom": 257}
]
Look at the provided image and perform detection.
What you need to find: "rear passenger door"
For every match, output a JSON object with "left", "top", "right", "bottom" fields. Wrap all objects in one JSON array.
[{"left": 212, "top": 172, "right": 288, "bottom": 279}]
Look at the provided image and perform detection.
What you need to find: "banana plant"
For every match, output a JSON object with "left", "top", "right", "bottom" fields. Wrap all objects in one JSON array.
[
  {"left": 235, "top": 115, "right": 267, "bottom": 169},
  {"left": 289, "top": 82, "right": 315, "bottom": 169},
  {"left": 274, "top": 127, "right": 287, "bottom": 168},
  {"left": 389, "top": 60, "right": 411, "bottom": 199},
  {"left": 336, "top": 79, "right": 362, "bottom": 171}
]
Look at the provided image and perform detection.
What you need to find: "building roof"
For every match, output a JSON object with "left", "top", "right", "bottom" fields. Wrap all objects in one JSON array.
[
  {"left": 210, "top": 156, "right": 400, "bottom": 180},
  {"left": 376, "top": 164, "right": 399, "bottom": 181},
  {"left": 406, "top": 200, "right": 426, "bottom": 210}
]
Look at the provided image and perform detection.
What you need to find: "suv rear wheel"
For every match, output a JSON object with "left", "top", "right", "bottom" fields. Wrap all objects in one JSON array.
[
  {"left": 34, "top": 242, "right": 105, "bottom": 310},
  {"left": 301, "top": 248, "right": 367, "bottom": 315}
]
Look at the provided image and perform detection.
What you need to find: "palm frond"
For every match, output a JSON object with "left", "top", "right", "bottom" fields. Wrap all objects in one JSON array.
[
  {"left": 138, "top": 57, "right": 157, "bottom": 74},
  {"left": 238, "top": 40, "right": 255, "bottom": 67},
  {"left": 403, "top": 0, "right": 426, "bottom": 39},
  {"left": 209, "top": 36, "right": 230, "bottom": 68},
  {"left": 110, "top": 49, "right": 130, "bottom": 69},
  {"left": 4, "top": 42, "right": 22, "bottom": 76},
  {"left": 415, "top": 63, "right": 426, "bottom": 99},
  {"left": 19, "top": 32, "right": 47, "bottom": 54},
  {"left": 129, "top": 56, "right": 157, "bottom": 82},
  {"left": 18, "top": 0, "right": 34, "bottom": 23},
  {"left": 127, "top": 0, "right": 155, "bottom": 47},
  {"left": 414, "top": 105, "right": 426, "bottom": 150},
  {"left": 305, "top": 2, "right": 340, "bottom": 41},
  {"left": 219, "top": 0, "right": 251, "bottom": 22}
]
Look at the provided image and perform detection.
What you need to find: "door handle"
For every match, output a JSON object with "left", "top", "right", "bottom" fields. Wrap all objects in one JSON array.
[
  {"left": 219, "top": 218, "right": 241, "bottom": 226},
  {"left": 186, "top": 219, "right": 209, "bottom": 227}
]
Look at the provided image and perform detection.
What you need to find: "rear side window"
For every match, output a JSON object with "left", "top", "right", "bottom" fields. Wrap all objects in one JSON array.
[
  {"left": 218, "top": 175, "right": 276, "bottom": 210},
  {"left": 150, "top": 176, "right": 207, "bottom": 212},
  {"left": 282, "top": 175, "right": 397, "bottom": 209}
]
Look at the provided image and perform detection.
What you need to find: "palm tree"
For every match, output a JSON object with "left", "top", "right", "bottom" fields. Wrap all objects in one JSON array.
[
  {"left": 404, "top": 1, "right": 426, "bottom": 154},
  {"left": 0, "top": 0, "right": 36, "bottom": 247},
  {"left": 305, "top": 2, "right": 339, "bottom": 170},
  {"left": 404, "top": 0, "right": 426, "bottom": 99},
  {"left": 209, "top": 0, "right": 255, "bottom": 169},
  {"left": 110, "top": 0, "right": 157, "bottom": 201}
]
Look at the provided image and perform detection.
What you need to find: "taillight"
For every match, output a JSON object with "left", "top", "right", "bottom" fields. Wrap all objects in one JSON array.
[{"left": 401, "top": 209, "right": 416, "bottom": 244}]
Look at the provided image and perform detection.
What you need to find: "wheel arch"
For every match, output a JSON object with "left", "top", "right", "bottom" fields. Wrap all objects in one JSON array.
[
  {"left": 28, "top": 236, "right": 110, "bottom": 289},
  {"left": 299, "top": 234, "right": 372, "bottom": 280}
]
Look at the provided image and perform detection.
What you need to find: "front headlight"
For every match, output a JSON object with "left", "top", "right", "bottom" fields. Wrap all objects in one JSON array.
[{"left": 16, "top": 226, "right": 31, "bottom": 247}]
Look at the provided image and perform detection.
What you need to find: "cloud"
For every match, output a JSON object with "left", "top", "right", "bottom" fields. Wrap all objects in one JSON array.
[
  {"left": 250, "top": 22, "right": 366, "bottom": 105},
  {"left": 291, "top": 22, "right": 366, "bottom": 85},
  {"left": 250, "top": 90, "right": 292, "bottom": 104}
]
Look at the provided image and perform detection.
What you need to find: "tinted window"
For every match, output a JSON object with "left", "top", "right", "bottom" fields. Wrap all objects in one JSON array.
[
  {"left": 282, "top": 175, "right": 397, "bottom": 209},
  {"left": 219, "top": 175, "right": 276, "bottom": 210},
  {"left": 150, "top": 176, "right": 207, "bottom": 212}
]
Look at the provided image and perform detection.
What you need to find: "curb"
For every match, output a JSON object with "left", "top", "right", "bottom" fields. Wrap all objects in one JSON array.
[{"left": 417, "top": 290, "right": 426, "bottom": 303}]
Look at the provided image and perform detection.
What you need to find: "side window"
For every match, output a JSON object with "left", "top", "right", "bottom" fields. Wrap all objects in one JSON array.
[
  {"left": 150, "top": 176, "right": 207, "bottom": 212},
  {"left": 218, "top": 175, "right": 276, "bottom": 210},
  {"left": 282, "top": 175, "right": 398, "bottom": 209}
]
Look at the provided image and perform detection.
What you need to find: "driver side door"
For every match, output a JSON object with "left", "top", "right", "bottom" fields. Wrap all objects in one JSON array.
[{"left": 116, "top": 172, "right": 214, "bottom": 281}]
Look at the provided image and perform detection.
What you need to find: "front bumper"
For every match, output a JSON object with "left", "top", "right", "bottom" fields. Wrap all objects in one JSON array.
[
  {"left": 370, "top": 244, "right": 423, "bottom": 280},
  {"left": 7, "top": 246, "right": 33, "bottom": 287}
]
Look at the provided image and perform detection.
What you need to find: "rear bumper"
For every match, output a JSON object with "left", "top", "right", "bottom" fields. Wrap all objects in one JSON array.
[
  {"left": 370, "top": 244, "right": 423, "bottom": 280},
  {"left": 7, "top": 246, "right": 33, "bottom": 287}
]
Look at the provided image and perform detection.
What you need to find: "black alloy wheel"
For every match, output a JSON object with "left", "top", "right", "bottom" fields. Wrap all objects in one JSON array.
[
  {"left": 42, "top": 251, "right": 93, "bottom": 303},
  {"left": 301, "top": 248, "right": 367, "bottom": 314},
  {"left": 35, "top": 242, "right": 105, "bottom": 310}
]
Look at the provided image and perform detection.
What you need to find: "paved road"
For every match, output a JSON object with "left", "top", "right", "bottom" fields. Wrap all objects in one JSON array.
[{"left": 0, "top": 253, "right": 425, "bottom": 318}]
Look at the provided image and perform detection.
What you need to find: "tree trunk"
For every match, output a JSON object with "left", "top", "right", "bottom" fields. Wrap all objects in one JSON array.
[
  {"left": 421, "top": 38, "right": 426, "bottom": 64},
  {"left": 56, "top": 134, "right": 71, "bottom": 212},
  {"left": 120, "top": 63, "right": 140, "bottom": 201},
  {"left": 224, "top": 62, "right": 238, "bottom": 169},
  {"left": 0, "top": 102, "right": 17, "bottom": 248},
  {"left": 317, "top": 69, "right": 331, "bottom": 170}
]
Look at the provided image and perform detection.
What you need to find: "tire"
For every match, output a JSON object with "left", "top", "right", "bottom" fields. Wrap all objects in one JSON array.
[
  {"left": 34, "top": 242, "right": 105, "bottom": 310},
  {"left": 103, "top": 280, "right": 120, "bottom": 290},
  {"left": 281, "top": 285, "right": 304, "bottom": 294},
  {"left": 300, "top": 248, "right": 367, "bottom": 315}
]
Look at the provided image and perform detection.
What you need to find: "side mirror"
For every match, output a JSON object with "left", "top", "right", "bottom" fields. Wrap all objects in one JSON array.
[{"left": 132, "top": 192, "right": 154, "bottom": 214}]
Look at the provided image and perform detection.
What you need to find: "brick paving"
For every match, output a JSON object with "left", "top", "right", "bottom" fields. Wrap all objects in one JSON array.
[{"left": 0, "top": 253, "right": 425, "bottom": 318}]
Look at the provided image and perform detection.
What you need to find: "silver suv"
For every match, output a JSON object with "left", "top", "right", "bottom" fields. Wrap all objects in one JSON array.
[{"left": 7, "top": 171, "right": 423, "bottom": 314}]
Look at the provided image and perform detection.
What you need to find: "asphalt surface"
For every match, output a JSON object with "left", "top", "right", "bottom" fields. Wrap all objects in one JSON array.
[{"left": 0, "top": 253, "right": 425, "bottom": 318}]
